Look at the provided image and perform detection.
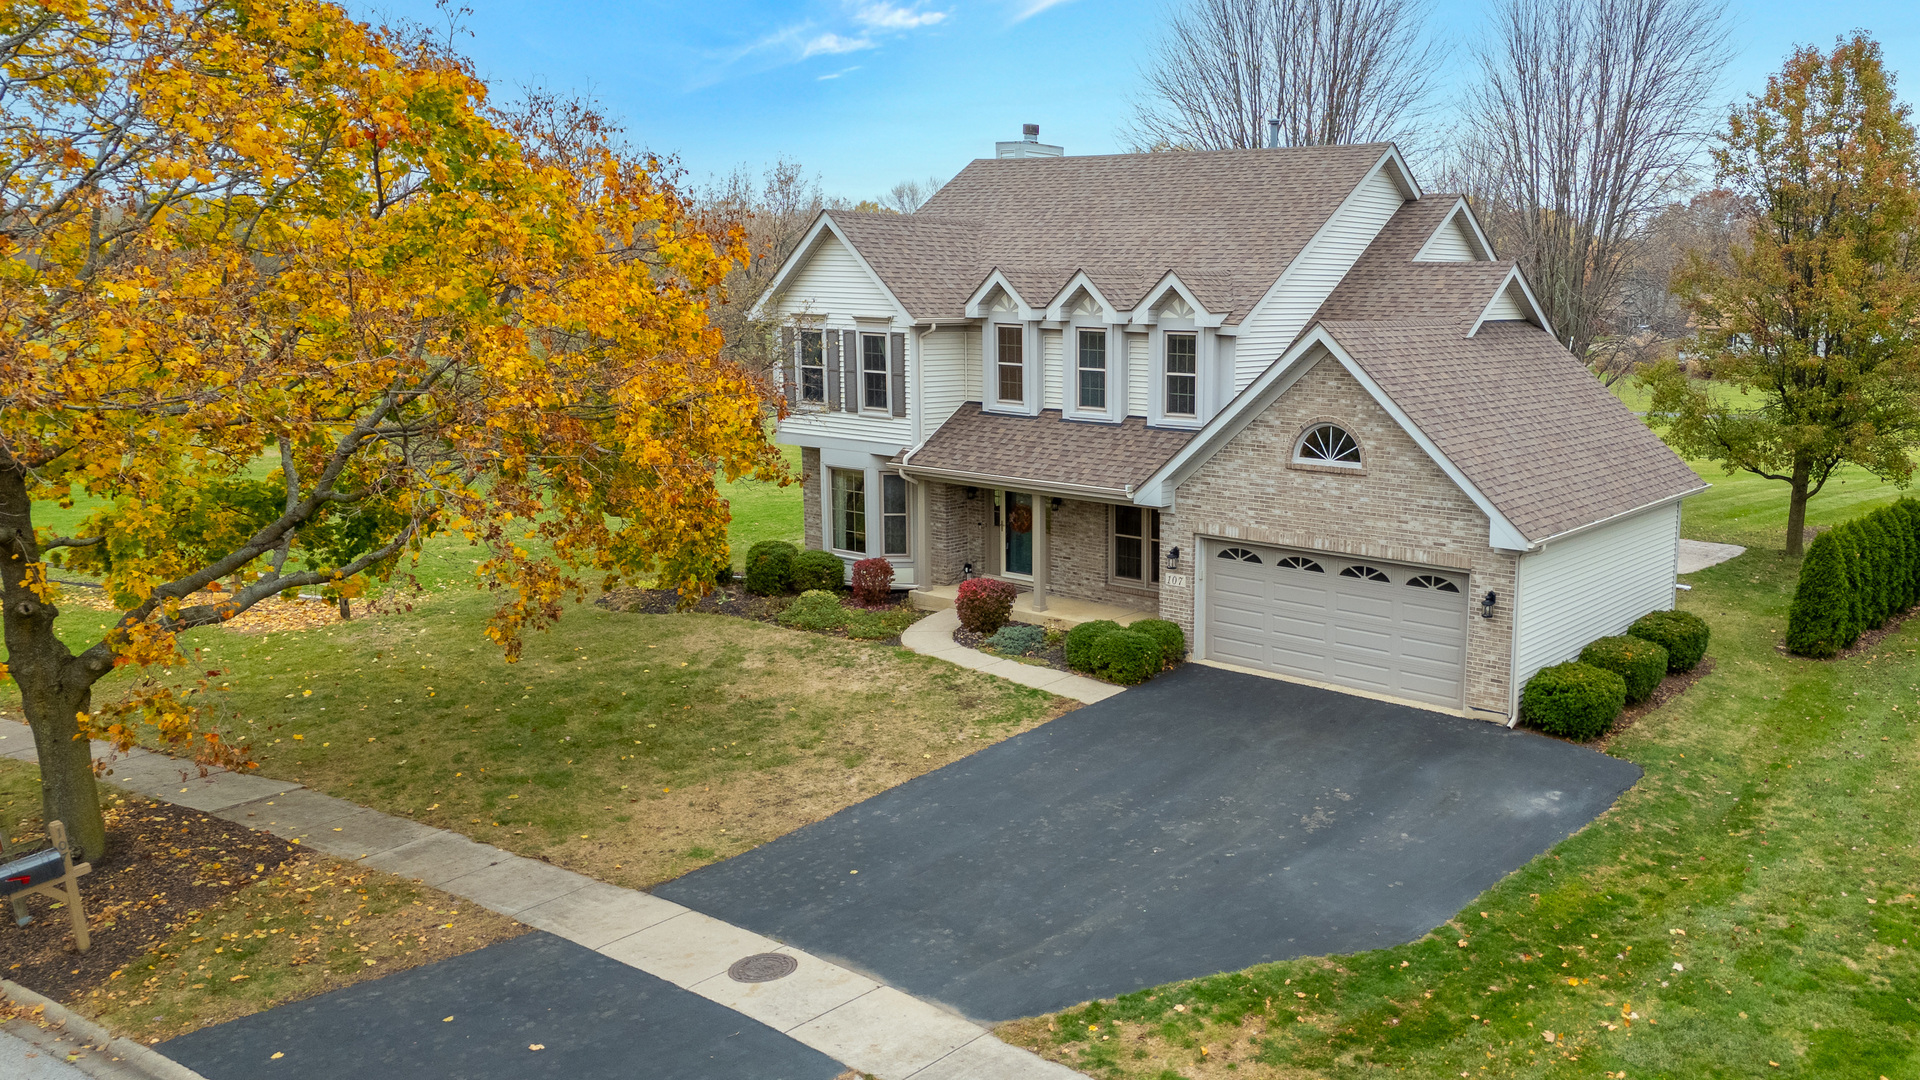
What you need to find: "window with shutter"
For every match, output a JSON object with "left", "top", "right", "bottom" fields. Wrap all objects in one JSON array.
[
  {"left": 861, "top": 333, "right": 888, "bottom": 411},
  {"left": 799, "top": 330, "right": 825, "bottom": 403}
]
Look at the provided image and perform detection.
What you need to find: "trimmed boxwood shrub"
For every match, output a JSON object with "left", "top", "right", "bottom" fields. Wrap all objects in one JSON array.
[
  {"left": 984, "top": 624, "right": 1047, "bottom": 655},
  {"left": 1064, "top": 619, "right": 1121, "bottom": 671},
  {"left": 1128, "top": 618, "right": 1186, "bottom": 668},
  {"left": 1090, "top": 629, "right": 1161, "bottom": 685},
  {"left": 777, "top": 590, "right": 847, "bottom": 632},
  {"left": 1521, "top": 662, "right": 1626, "bottom": 740},
  {"left": 1579, "top": 635, "right": 1669, "bottom": 704},
  {"left": 955, "top": 577, "right": 1017, "bottom": 633},
  {"left": 849, "top": 557, "right": 895, "bottom": 607},
  {"left": 790, "top": 549, "right": 846, "bottom": 593},
  {"left": 743, "top": 540, "right": 797, "bottom": 595},
  {"left": 1627, "top": 609, "right": 1710, "bottom": 673}
]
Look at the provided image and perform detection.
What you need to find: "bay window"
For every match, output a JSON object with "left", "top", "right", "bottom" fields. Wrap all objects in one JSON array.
[
  {"left": 882, "top": 474, "right": 908, "bottom": 556},
  {"left": 832, "top": 469, "right": 866, "bottom": 552}
]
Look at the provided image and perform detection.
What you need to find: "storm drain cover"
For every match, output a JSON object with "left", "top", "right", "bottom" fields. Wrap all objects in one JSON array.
[{"left": 728, "top": 952, "right": 799, "bottom": 983}]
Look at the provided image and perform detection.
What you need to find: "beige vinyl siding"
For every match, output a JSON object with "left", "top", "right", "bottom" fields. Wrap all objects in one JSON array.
[
  {"left": 1042, "top": 328, "right": 1063, "bottom": 411},
  {"left": 1127, "top": 333, "right": 1149, "bottom": 417},
  {"left": 919, "top": 325, "right": 978, "bottom": 432},
  {"left": 1513, "top": 502, "right": 1682, "bottom": 689},
  {"left": 1483, "top": 282, "right": 1529, "bottom": 321},
  {"left": 1416, "top": 215, "right": 1481, "bottom": 261},
  {"left": 1228, "top": 166, "right": 1407, "bottom": 393},
  {"left": 774, "top": 233, "right": 899, "bottom": 321}
]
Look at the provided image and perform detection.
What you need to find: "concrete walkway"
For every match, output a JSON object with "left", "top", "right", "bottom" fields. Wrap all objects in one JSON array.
[
  {"left": 900, "top": 608, "right": 1123, "bottom": 705},
  {"left": 1677, "top": 539, "right": 1746, "bottom": 575},
  {"left": 0, "top": 723, "right": 1080, "bottom": 1080}
]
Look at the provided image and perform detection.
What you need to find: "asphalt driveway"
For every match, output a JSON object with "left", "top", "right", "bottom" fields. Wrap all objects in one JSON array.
[{"left": 655, "top": 663, "right": 1642, "bottom": 1022}]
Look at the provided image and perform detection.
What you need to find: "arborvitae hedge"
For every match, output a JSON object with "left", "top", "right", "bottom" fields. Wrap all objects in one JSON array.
[{"left": 1786, "top": 498, "right": 1920, "bottom": 658}]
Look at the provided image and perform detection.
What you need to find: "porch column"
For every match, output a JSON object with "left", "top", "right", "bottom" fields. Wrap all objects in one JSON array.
[{"left": 1031, "top": 496, "right": 1049, "bottom": 612}]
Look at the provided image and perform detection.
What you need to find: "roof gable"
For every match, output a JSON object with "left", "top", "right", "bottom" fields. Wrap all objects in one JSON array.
[
  {"left": 1413, "top": 198, "right": 1493, "bottom": 262},
  {"left": 750, "top": 212, "right": 914, "bottom": 322}
]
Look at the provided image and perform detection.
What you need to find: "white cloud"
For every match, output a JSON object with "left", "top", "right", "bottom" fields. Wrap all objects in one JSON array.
[
  {"left": 1013, "top": 0, "right": 1076, "bottom": 21},
  {"left": 855, "top": 2, "right": 948, "bottom": 30},
  {"left": 802, "top": 32, "right": 876, "bottom": 57},
  {"left": 818, "top": 66, "right": 863, "bottom": 81}
]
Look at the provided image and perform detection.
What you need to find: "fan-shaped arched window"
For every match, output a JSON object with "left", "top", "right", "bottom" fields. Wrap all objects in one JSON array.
[
  {"left": 1339, "top": 564, "right": 1390, "bottom": 582},
  {"left": 1294, "top": 423, "right": 1362, "bottom": 468},
  {"left": 1406, "top": 574, "right": 1461, "bottom": 593},
  {"left": 1275, "top": 555, "right": 1324, "bottom": 572},
  {"left": 1217, "top": 546, "right": 1262, "bottom": 563}
]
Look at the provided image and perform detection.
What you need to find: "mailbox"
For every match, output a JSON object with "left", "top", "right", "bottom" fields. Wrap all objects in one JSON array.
[{"left": 1, "top": 848, "right": 66, "bottom": 897}]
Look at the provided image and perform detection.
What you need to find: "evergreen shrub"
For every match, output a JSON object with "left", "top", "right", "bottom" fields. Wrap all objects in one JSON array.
[
  {"left": 1090, "top": 629, "right": 1161, "bottom": 685},
  {"left": 1063, "top": 619, "right": 1121, "bottom": 671},
  {"left": 1627, "top": 610, "right": 1710, "bottom": 672},
  {"left": 777, "top": 590, "right": 847, "bottom": 632},
  {"left": 1785, "top": 498, "right": 1920, "bottom": 657},
  {"left": 1127, "top": 619, "right": 1187, "bottom": 667},
  {"left": 984, "top": 624, "right": 1047, "bottom": 655},
  {"left": 790, "top": 549, "right": 846, "bottom": 592},
  {"left": 1520, "top": 662, "right": 1626, "bottom": 741},
  {"left": 1579, "top": 635, "right": 1669, "bottom": 704},
  {"left": 743, "top": 540, "right": 797, "bottom": 595}
]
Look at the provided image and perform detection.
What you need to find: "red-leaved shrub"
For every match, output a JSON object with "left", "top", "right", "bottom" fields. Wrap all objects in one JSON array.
[
  {"left": 955, "top": 577, "right": 1017, "bottom": 633},
  {"left": 850, "top": 557, "right": 895, "bottom": 607}
]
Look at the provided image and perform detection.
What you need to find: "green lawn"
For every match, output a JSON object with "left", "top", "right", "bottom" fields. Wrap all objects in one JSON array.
[
  {"left": 1004, "top": 473, "right": 1920, "bottom": 1077},
  {"left": 1609, "top": 374, "right": 1750, "bottom": 415}
]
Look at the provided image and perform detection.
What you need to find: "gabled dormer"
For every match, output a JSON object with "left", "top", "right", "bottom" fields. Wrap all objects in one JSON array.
[
  {"left": 1047, "top": 273, "right": 1126, "bottom": 423},
  {"left": 969, "top": 271, "right": 1040, "bottom": 416},
  {"left": 1413, "top": 197, "right": 1496, "bottom": 262},
  {"left": 1135, "top": 272, "right": 1229, "bottom": 428},
  {"left": 1469, "top": 266, "right": 1553, "bottom": 338}
]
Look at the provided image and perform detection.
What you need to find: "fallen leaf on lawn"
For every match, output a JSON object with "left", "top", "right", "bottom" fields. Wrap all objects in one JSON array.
[
  {"left": 272, "top": 1053, "right": 284, "bottom": 1060},
  {"left": 529, "top": 1044, "right": 545, "bottom": 1051}
]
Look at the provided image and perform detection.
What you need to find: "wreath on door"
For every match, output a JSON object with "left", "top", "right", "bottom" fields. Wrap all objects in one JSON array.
[{"left": 1007, "top": 503, "right": 1033, "bottom": 534}]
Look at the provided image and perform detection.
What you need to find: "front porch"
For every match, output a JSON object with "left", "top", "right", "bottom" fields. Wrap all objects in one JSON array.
[{"left": 910, "top": 584, "right": 1156, "bottom": 631}]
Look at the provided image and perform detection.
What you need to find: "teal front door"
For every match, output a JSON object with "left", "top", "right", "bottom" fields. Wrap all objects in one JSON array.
[{"left": 1004, "top": 491, "right": 1033, "bottom": 575}]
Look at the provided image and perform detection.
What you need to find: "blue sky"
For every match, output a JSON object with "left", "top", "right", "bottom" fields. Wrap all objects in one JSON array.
[{"left": 358, "top": 0, "right": 1920, "bottom": 198}]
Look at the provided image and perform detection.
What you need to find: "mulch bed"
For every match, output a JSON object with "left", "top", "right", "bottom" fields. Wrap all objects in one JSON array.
[
  {"left": 953, "top": 623, "right": 1073, "bottom": 673},
  {"left": 1, "top": 793, "right": 300, "bottom": 1004},
  {"left": 598, "top": 584, "right": 786, "bottom": 621},
  {"left": 1589, "top": 656, "right": 1716, "bottom": 750}
]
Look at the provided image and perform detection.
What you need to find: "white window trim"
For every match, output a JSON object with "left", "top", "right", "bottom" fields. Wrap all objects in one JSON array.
[
  {"left": 1067, "top": 320, "right": 1117, "bottom": 420},
  {"left": 984, "top": 320, "right": 1037, "bottom": 415},
  {"left": 879, "top": 472, "right": 910, "bottom": 557},
  {"left": 1151, "top": 325, "right": 1204, "bottom": 428},
  {"left": 1292, "top": 422, "right": 1365, "bottom": 469},
  {"left": 1108, "top": 504, "right": 1162, "bottom": 589},
  {"left": 857, "top": 330, "right": 890, "bottom": 415}
]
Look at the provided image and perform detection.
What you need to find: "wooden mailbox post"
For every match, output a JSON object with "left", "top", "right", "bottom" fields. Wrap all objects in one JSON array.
[{"left": 1, "top": 820, "right": 93, "bottom": 952}]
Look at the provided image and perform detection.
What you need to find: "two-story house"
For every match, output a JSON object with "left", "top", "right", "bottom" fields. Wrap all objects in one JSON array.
[{"left": 752, "top": 138, "right": 1705, "bottom": 724}]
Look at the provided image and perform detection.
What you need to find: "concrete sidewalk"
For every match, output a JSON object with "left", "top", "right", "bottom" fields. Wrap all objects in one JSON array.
[{"left": 0, "top": 722, "right": 1079, "bottom": 1080}]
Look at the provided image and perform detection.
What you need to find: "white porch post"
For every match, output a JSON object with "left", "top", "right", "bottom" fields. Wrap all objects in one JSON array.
[{"left": 1031, "top": 496, "right": 1049, "bottom": 612}]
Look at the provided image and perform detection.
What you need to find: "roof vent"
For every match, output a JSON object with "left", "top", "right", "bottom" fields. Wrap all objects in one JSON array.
[
  {"left": 995, "top": 123, "right": 1063, "bottom": 159},
  {"left": 1266, "top": 118, "right": 1280, "bottom": 149}
]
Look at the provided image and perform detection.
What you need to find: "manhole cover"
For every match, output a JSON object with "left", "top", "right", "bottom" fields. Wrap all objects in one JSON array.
[{"left": 728, "top": 952, "right": 799, "bottom": 983}]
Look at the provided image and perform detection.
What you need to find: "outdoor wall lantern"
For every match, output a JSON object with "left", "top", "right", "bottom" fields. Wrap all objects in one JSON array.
[
  {"left": 962, "top": 562, "right": 975, "bottom": 579},
  {"left": 1481, "top": 591, "right": 1498, "bottom": 619},
  {"left": 1166, "top": 546, "right": 1181, "bottom": 572},
  {"left": 963, "top": 487, "right": 979, "bottom": 500},
  {"left": 1050, "top": 497, "right": 1063, "bottom": 511}
]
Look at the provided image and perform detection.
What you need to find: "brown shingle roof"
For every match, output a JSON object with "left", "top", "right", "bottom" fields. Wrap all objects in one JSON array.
[
  {"left": 831, "top": 143, "right": 1395, "bottom": 323},
  {"left": 1310, "top": 196, "right": 1516, "bottom": 327},
  {"left": 1319, "top": 320, "right": 1705, "bottom": 541},
  {"left": 901, "top": 404, "right": 1197, "bottom": 495}
]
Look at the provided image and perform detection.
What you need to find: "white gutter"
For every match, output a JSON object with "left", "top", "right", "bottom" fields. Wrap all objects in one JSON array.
[{"left": 1522, "top": 485, "right": 1710, "bottom": 550}]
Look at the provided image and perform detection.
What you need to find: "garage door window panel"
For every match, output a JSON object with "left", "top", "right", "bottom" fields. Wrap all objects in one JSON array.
[{"left": 1339, "top": 564, "right": 1391, "bottom": 582}]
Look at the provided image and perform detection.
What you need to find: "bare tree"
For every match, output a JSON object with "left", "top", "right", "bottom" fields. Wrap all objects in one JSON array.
[
  {"left": 1587, "top": 189, "right": 1744, "bottom": 385},
  {"left": 1128, "top": 0, "right": 1442, "bottom": 152},
  {"left": 1449, "top": 0, "right": 1729, "bottom": 360},
  {"left": 700, "top": 158, "right": 826, "bottom": 376},
  {"left": 881, "top": 175, "right": 944, "bottom": 213}
]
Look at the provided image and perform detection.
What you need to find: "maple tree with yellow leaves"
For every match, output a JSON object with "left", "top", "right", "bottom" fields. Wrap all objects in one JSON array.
[{"left": 0, "top": 0, "right": 786, "bottom": 859}]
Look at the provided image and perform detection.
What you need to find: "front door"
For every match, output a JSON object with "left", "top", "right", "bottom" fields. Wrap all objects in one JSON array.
[{"left": 1003, "top": 491, "right": 1034, "bottom": 576}]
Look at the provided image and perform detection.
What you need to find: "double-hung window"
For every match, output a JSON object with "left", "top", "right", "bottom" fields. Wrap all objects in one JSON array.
[
  {"left": 996, "top": 325, "right": 1024, "bottom": 404},
  {"left": 832, "top": 469, "right": 866, "bottom": 552},
  {"left": 1076, "top": 329, "right": 1107, "bottom": 411},
  {"left": 1164, "top": 333, "right": 1197, "bottom": 417},
  {"left": 881, "top": 474, "right": 908, "bottom": 556},
  {"left": 861, "top": 333, "right": 888, "bottom": 411},
  {"left": 799, "top": 330, "right": 825, "bottom": 403},
  {"left": 1113, "top": 506, "right": 1162, "bottom": 584}
]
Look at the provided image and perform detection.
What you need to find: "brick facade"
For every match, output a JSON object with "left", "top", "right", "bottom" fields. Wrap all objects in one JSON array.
[
  {"left": 1160, "top": 356, "right": 1518, "bottom": 719},
  {"left": 916, "top": 484, "right": 1162, "bottom": 611},
  {"left": 800, "top": 447, "right": 823, "bottom": 551},
  {"left": 925, "top": 481, "right": 989, "bottom": 584}
]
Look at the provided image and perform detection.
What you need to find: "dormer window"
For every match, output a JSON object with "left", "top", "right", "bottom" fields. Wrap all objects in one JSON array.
[
  {"left": 996, "top": 324, "right": 1024, "bottom": 404},
  {"left": 1164, "top": 333, "right": 1197, "bottom": 417},
  {"left": 1076, "top": 329, "right": 1107, "bottom": 410}
]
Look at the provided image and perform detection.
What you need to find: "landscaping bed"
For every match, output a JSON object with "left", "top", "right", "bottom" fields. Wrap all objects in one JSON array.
[
  {"left": 0, "top": 758, "right": 519, "bottom": 1044},
  {"left": 598, "top": 584, "right": 926, "bottom": 644},
  {"left": 954, "top": 623, "right": 1071, "bottom": 672}
]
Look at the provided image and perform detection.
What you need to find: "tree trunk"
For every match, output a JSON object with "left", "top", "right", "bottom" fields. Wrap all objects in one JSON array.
[
  {"left": 1784, "top": 458, "right": 1812, "bottom": 557},
  {"left": 1, "top": 465, "right": 109, "bottom": 861}
]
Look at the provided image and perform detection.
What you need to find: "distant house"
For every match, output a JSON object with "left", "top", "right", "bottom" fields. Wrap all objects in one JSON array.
[{"left": 752, "top": 136, "right": 1704, "bottom": 723}]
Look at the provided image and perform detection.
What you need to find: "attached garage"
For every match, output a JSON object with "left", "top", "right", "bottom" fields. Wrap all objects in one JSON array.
[{"left": 1203, "top": 540, "right": 1471, "bottom": 710}]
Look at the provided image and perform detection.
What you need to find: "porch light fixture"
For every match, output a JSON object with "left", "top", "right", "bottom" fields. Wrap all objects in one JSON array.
[
  {"left": 1166, "top": 546, "right": 1181, "bottom": 572},
  {"left": 1050, "top": 497, "right": 1063, "bottom": 511},
  {"left": 963, "top": 562, "right": 975, "bottom": 579},
  {"left": 1481, "top": 591, "right": 1497, "bottom": 619},
  {"left": 964, "top": 487, "right": 979, "bottom": 500}
]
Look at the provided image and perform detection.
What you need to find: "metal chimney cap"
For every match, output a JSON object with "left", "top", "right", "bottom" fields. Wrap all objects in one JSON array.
[
  {"left": 1266, "top": 118, "right": 1280, "bottom": 149},
  {"left": 1022, "top": 123, "right": 1040, "bottom": 141}
]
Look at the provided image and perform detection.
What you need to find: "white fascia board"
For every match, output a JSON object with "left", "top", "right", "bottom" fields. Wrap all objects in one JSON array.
[
  {"left": 1043, "top": 270, "right": 1123, "bottom": 322},
  {"left": 897, "top": 463, "right": 1130, "bottom": 502},
  {"left": 749, "top": 212, "right": 913, "bottom": 323},
  {"left": 1127, "top": 271, "right": 1225, "bottom": 327},
  {"left": 1468, "top": 265, "right": 1554, "bottom": 340},
  {"left": 964, "top": 268, "right": 1039, "bottom": 321},
  {"left": 1233, "top": 146, "right": 1413, "bottom": 344},
  {"left": 1413, "top": 197, "right": 1494, "bottom": 262},
  {"left": 1523, "top": 484, "right": 1711, "bottom": 550},
  {"left": 772, "top": 427, "right": 911, "bottom": 459},
  {"left": 1134, "top": 325, "right": 1534, "bottom": 551}
]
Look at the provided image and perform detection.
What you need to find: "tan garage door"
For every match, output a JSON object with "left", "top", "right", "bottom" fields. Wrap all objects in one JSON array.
[{"left": 1204, "top": 541, "right": 1469, "bottom": 709}]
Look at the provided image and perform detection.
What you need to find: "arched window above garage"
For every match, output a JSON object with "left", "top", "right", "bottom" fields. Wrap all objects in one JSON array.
[{"left": 1293, "top": 423, "right": 1362, "bottom": 468}]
